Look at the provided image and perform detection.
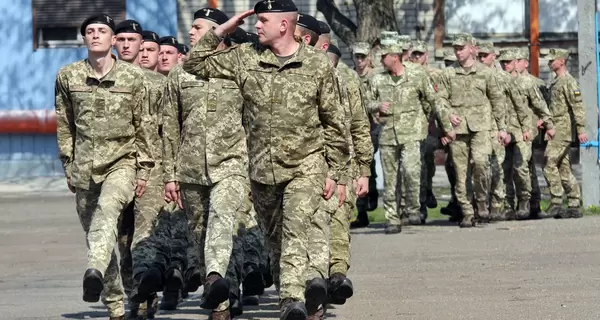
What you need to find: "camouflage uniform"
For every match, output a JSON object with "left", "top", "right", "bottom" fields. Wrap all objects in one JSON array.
[
  {"left": 182, "top": 29, "right": 349, "bottom": 311},
  {"left": 543, "top": 49, "right": 585, "bottom": 213},
  {"left": 55, "top": 59, "right": 153, "bottom": 318},
  {"left": 437, "top": 33, "right": 506, "bottom": 226},
  {"left": 366, "top": 37, "right": 451, "bottom": 229},
  {"left": 163, "top": 63, "right": 249, "bottom": 311}
]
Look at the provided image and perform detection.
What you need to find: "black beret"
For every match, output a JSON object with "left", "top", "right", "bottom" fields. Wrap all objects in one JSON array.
[
  {"left": 227, "top": 27, "right": 250, "bottom": 44},
  {"left": 80, "top": 14, "right": 115, "bottom": 36},
  {"left": 327, "top": 44, "right": 342, "bottom": 57},
  {"left": 297, "top": 13, "right": 321, "bottom": 35},
  {"left": 317, "top": 20, "right": 330, "bottom": 34},
  {"left": 158, "top": 36, "right": 179, "bottom": 48},
  {"left": 142, "top": 30, "right": 160, "bottom": 43},
  {"left": 246, "top": 32, "right": 259, "bottom": 44},
  {"left": 115, "top": 19, "right": 143, "bottom": 35},
  {"left": 178, "top": 43, "right": 190, "bottom": 54},
  {"left": 253, "top": 0, "right": 298, "bottom": 14},
  {"left": 193, "top": 7, "right": 229, "bottom": 25}
]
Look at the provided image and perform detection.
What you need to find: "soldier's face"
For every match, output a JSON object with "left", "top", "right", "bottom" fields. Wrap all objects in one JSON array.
[
  {"left": 453, "top": 44, "right": 474, "bottom": 62},
  {"left": 189, "top": 19, "right": 217, "bottom": 46},
  {"left": 410, "top": 51, "right": 427, "bottom": 65},
  {"left": 477, "top": 52, "right": 495, "bottom": 67},
  {"left": 381, "top": 53, "right": 398, "bottom": 70},
  {"left": 500, "top": 60, "right": 516, "bottom": 72},
  {"left": 158, "top": 45, "right": 180, "bottom": 74},
  {"left": 515, "top": 59, "right": 528, "bottom": 73},
  {"left": 549, "top": 58, "right": 564, "bottom": 71},
  {"left": 140, "top": 42, "right": 159, "bottom": 70},
  {"left": 353, "top": 54, "right": 368, "bottom": 69},
  {"left": 114, "top": 32, "right": 142, "bottom": 62},
  {"left": 84, "top": 24, "right": 116, "bottom": 53},
  {"left": 255, "top": 13, "right": 291, "bottom": 45}
]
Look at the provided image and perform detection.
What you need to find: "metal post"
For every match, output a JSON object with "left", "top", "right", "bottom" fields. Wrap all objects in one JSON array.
[
  {"left": 577, "top": 0, "right": 600, "bottom": 207},
  {"left": 529, "top": 0, "right": 539, "bottom": 77}
]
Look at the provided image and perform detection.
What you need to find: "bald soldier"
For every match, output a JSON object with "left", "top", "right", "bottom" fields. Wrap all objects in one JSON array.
[
  {"left": 182, "top": 1, "right": 350, "bottom": 319},
  {"left": 437, "top": 33, "right": 508, "bottom": 227},
  {"left": 543, "top": 48, "right": 587, "bottom": 218},
  {"left": 55, "top": 14, "right": 153, "bottom": 320}
]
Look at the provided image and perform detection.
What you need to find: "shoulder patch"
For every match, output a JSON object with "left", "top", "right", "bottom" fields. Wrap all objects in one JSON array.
[{"left": 574, "top": 89, "right": 581, "bottom": 96}]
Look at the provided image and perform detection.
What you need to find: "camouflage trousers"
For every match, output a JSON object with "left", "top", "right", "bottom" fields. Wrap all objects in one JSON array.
[
  {"left": 180, "top": 176, "right": 246, "bottom": 294},
  {"left": 75, "top": 167, "right": 136, "bottom": 318},
  {"left": 444, "top": 147, "right": 474, "bottom": 203},
  {"left": 251, "top": 175, "right": 325, "bottom": 304},
  {"left": 329, "top": 183, "right": 356, "bottom": 275},
  {"left": 543, "top": 139, "right": 581, "bottom": 207},
  {"left": 489, "top": 131, "right": 506, "bottom": 209},
  {"left": 450, "top": 131, "right": 491, "bottom": 216},
  {"left": 380, "top": 141, "right": 422, "bottom": 225},
  {"left": 503, "top": 139, "right": 532, "bottom": 204},
  {"left": 420, "top": 135, "right": 438, "bottom": 203}
]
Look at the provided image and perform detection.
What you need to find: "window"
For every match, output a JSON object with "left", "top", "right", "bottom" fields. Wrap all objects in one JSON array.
[{"left": 32, "top": 0, "right": 126, "bottom": 49}]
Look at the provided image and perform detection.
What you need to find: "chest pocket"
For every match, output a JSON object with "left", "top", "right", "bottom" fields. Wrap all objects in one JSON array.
[
  {"left": 377, "top": 85, "right": 397, "bottom": 105},
  {"left": 244, "top": 68, "right": 274, "bottom": 106},
  {"left": 181, "top": 81, "right": 207, "bottom": 114},
  {"left": 70, "top": 86, "right": 93, "bottom": 120},
  {"left": 399, "top": 85, "right": 421, "bottom": 113}
]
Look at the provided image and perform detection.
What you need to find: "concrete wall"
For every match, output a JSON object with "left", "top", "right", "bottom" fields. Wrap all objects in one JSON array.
[{"left": 0, "top": 0, "right": 177, "bottom": 180}]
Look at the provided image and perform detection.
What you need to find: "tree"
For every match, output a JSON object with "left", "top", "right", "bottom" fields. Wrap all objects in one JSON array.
[{"left": 317, "top": 0, "right": 399, "bottom": 46}]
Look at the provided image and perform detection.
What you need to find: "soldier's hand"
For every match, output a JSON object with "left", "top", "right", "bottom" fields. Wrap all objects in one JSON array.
[
  {"left": 337, "top": 184, "right": 346, "bottom": 207},
  {"left": 323, "top": 178, "right": 336, "bottom": 201},
  {"left": 355, "top": 176, "right": 369, "bottom": 197},
  {"left": 135, "top": 179, "right": 147, "bottom": 198},
  {"left": 165, "top": 182, "right": 183, "bottom": 209},
  {"left": 497, "top": 130, "right": 508, "bottom": 144},
  {"left": 214, "top": 9, "right": 254, "bottom": 37},
  {"left": 441, "top": 136, "right": 451, "bottom": 146},
  {"left": 379, "top": 102, "right": 390, "bottom": 114},
  {"left": 578, "top": 132, "right": 588, "bottom": 143},
  {"left": 522, "top": 131, "right": 531, "bottom": 142},
  {"left": 66, "top": 178, "right": 75, "bottom": 193},
  {"left": 545, "top": 128, "right": 556, "bottom": 140},
  {"left": 537, "top": 119, "right": 544, "bottom": 129},
  {"left": 449, "top": 114, "right": 462, "bottom": 127}
]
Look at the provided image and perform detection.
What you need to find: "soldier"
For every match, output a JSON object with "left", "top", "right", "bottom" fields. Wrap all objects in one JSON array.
[
  {"left": 113, "top": 19, "right": 166, "bottom": 319},
  {"left": 499, "top": 47, "right": 555, "bottom": 220},
  {"left": 437, "top": 33, "right": 508, "bottom": 227},
  {"left": 182, "top": 1, "right": 350, "bottom": 318},
  {"left": 157, "top": 36, "right": 180, "bottom": 76},
  {"left": 366, "top": 33, "right": 454, "bottom": 234},
  {"left": 55, "top": 14, "right": 153, "bottom": 320},
  {"left": 542, "top": 48, "right": 587, "bottom": 218},
  {"left": 411, "top": 40, "right": 442, "bottom": 220},
  {"left": 351, "top": 41, "right": 380, "bottom": 229},
  {"left": 443, "top": 49, "right": 457, "bottom": 67},
  {"left": 396, "top": 35, "right": 412, "bottom": 62},
  {"left": 513, "top": 48, "right": 551, "bottom": 217},
  {"left": 177, "top": 43, "right": 190, "bottom": 63},
  {"left": 140, "top": 31, "right": 160, "bottom": 71},
  {"left": 163, "top": 7, "right": 249, "bottom": 319}
]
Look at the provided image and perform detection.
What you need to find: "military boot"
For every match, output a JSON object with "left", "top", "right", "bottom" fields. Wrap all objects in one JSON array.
[
  {"left": 110, "top": 316, "right": 125, "bottom": 320},
  {"left": 201, "top": 273, "right": 230, "bottom": 310},
  {"left": 459, "top": 214, "right": 475, "bottom": 228},
  {"left": 419, "top": 202, "right": 428, "bottom": 224},
  {"left": 384, "top": 224, "right": 401, "bottom": 234},
  {"left": 515, "top": 201, "right": 530, "bottom": 220},
  {"left": 489, "top": 206, "right": 505, "bottom": 221},
  {"left": 280, "top": 299, "right": 308, "bottom": 320},
  {"left": 476, "top": 202, "right": 489, "bottom": 223},
  {"left": 549, "top": 204, "right": 568, "bottom": 219},
  {"left": 328, "top": 273, "right": 353, "bottom": 303},
  {"left": 305, "top": 278, "right": 328, "bottom": 315},
  {"left": 183, "top": 267, "right": 202, "bottom": 293},
  {"left": 426, "top": 189, "right": 438, "bottom": 208},
  {"left": 502, "top": 203, "right": 516, "bottom": 221},
  {"left": 350, "top": 211, "right": 369, "bottom": 229},
  {"left": 567, "top": 206, "right": 583, "bottom": 218},
  {"left": 82, "top": 268, "right": 103, "bottom": 303},
  {"left": 243, "top": 263, "right": 265, "bottom": 296},
  {"left": 408, "top": 213, "right": 422, "bottom": 225},
  {"left": 208, "top": 309, "right": 231, "bottom": 320}
]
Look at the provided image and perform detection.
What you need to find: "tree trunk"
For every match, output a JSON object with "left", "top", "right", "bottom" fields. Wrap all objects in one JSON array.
[{"left": 317, "top": 0, "right": 398, "bottom": 47}]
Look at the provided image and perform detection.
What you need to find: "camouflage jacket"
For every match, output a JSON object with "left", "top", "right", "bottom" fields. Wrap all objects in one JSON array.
[
  {"left": 365, "top": 64, "right": 452, "bottom": 146},
  {"left": 141, "top": 69, "right": 167, "bottom": 186},
  {"left": 493, "top": 69, "right": 531, "bottom": 141},
  {"left": 55, "top": 58, "right": 154, "bottom": 190},
  {"left": 425, "top": 65, "right": 444, "bottom": 136},
  {"left": 516, "top": 73, "right": 554, "bottom": 137},
  {"left": 183, "top": 30, "right": 349, "bottom": 185},
  {"left": 548, "top": 72, "right": 586, "bottom": 141},
  {"left": 437, "top": 61, "right": 506, "bottom": 134},
  {"left": 336, "top": 64, "right": 373, "bottom": 178},
  {"left": 162, "top": 64, "right": 248, "bottom": 185}
]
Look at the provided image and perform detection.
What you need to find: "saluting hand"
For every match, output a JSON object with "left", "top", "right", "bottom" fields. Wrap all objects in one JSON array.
[{"left": 214, "top": 9, "right": 255, "bottom": 37}]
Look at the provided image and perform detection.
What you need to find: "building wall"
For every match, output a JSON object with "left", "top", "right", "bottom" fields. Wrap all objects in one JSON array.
[{"left": 0, "top": 0, "right": 177, "bottom": 180}]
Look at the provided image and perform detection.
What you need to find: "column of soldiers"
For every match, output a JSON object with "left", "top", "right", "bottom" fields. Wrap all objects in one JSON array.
[
  {"left": 348, "top": 31, "right": 586, "bottom": 230},
  {"left": 55, "top": 1, "right": 377, "bottom": 319}
]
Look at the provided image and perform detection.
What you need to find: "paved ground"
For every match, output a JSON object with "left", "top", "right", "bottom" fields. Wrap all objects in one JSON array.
[{"left": 1, "top": 193, "right": 599, "bottom": 320}]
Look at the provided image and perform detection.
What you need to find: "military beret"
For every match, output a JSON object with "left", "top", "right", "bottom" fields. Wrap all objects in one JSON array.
[
  {"left": 246, "top": 32, "right": 259, "bottom": 44},
  {"left": 351, "top": 42, "right": 370, "bottom": 55},
  {"left": 452, "top": 33, "right": 475, "bottom": 46},
  {"left": 253, "top": 0, "right": 298, "bottom": 14},
  {"left": 498, "top": 47, "right": 518, "bottom": 61},
  {"left": 297, "top": 13, "right": 321, "bottom": 35},
  {"left": 327, "top": 44, "right": 342, "bottom": 57},
  {"left": 142, "top": 30, "right": 160, "bottom": 43},
  {"left": 318, "top": 20, "right": 331, "bottom": 34},
  {"left": 226, "top": 27, "right": 250, "bottom": 44},
  {"left": 193, "top": 7, "right": 229, "bottom": 25},
  {"left": 177, "top": 43, "right": 189, "bottom": 54},
  {"left": 158, "top": 36, "right": 179, "bottom": 48},
  {"left": 477, "top": 40, "right": 495, "bottom": 54},
  {"left": 516, "top": 47, "right": 529, "bottom": 60},
  {"left": 443, "top": 48, "right": 457, "bottom": 61},
  {"left": 115, "top": 19, "right": 143, "bottom": 35},
  {"left": 80, "top": 14, "right": 115, "bottom": 36},
  {"left": 545, "top": 48, "right": 569, "bottom": 60},
  {"left": 411, "top": 40, "right": 428, "bottom": 53}
]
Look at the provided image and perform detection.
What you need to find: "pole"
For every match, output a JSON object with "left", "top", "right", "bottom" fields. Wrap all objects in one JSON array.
[
  {"left": 578, "top": 0, "right": 600, "bottom": 207},
  {"left": 529, "top": 0, "right": 539, "bottom": 77}
]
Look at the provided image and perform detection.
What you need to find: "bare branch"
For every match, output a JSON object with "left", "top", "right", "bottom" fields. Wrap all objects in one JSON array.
[{"left": 316, "top": 0, "right": 358, "bottom": 45}]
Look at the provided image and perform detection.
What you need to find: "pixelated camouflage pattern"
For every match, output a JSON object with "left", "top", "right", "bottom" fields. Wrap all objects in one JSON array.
[{"left": 547, "top": 72, "right": 585, "bottom": 141}]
